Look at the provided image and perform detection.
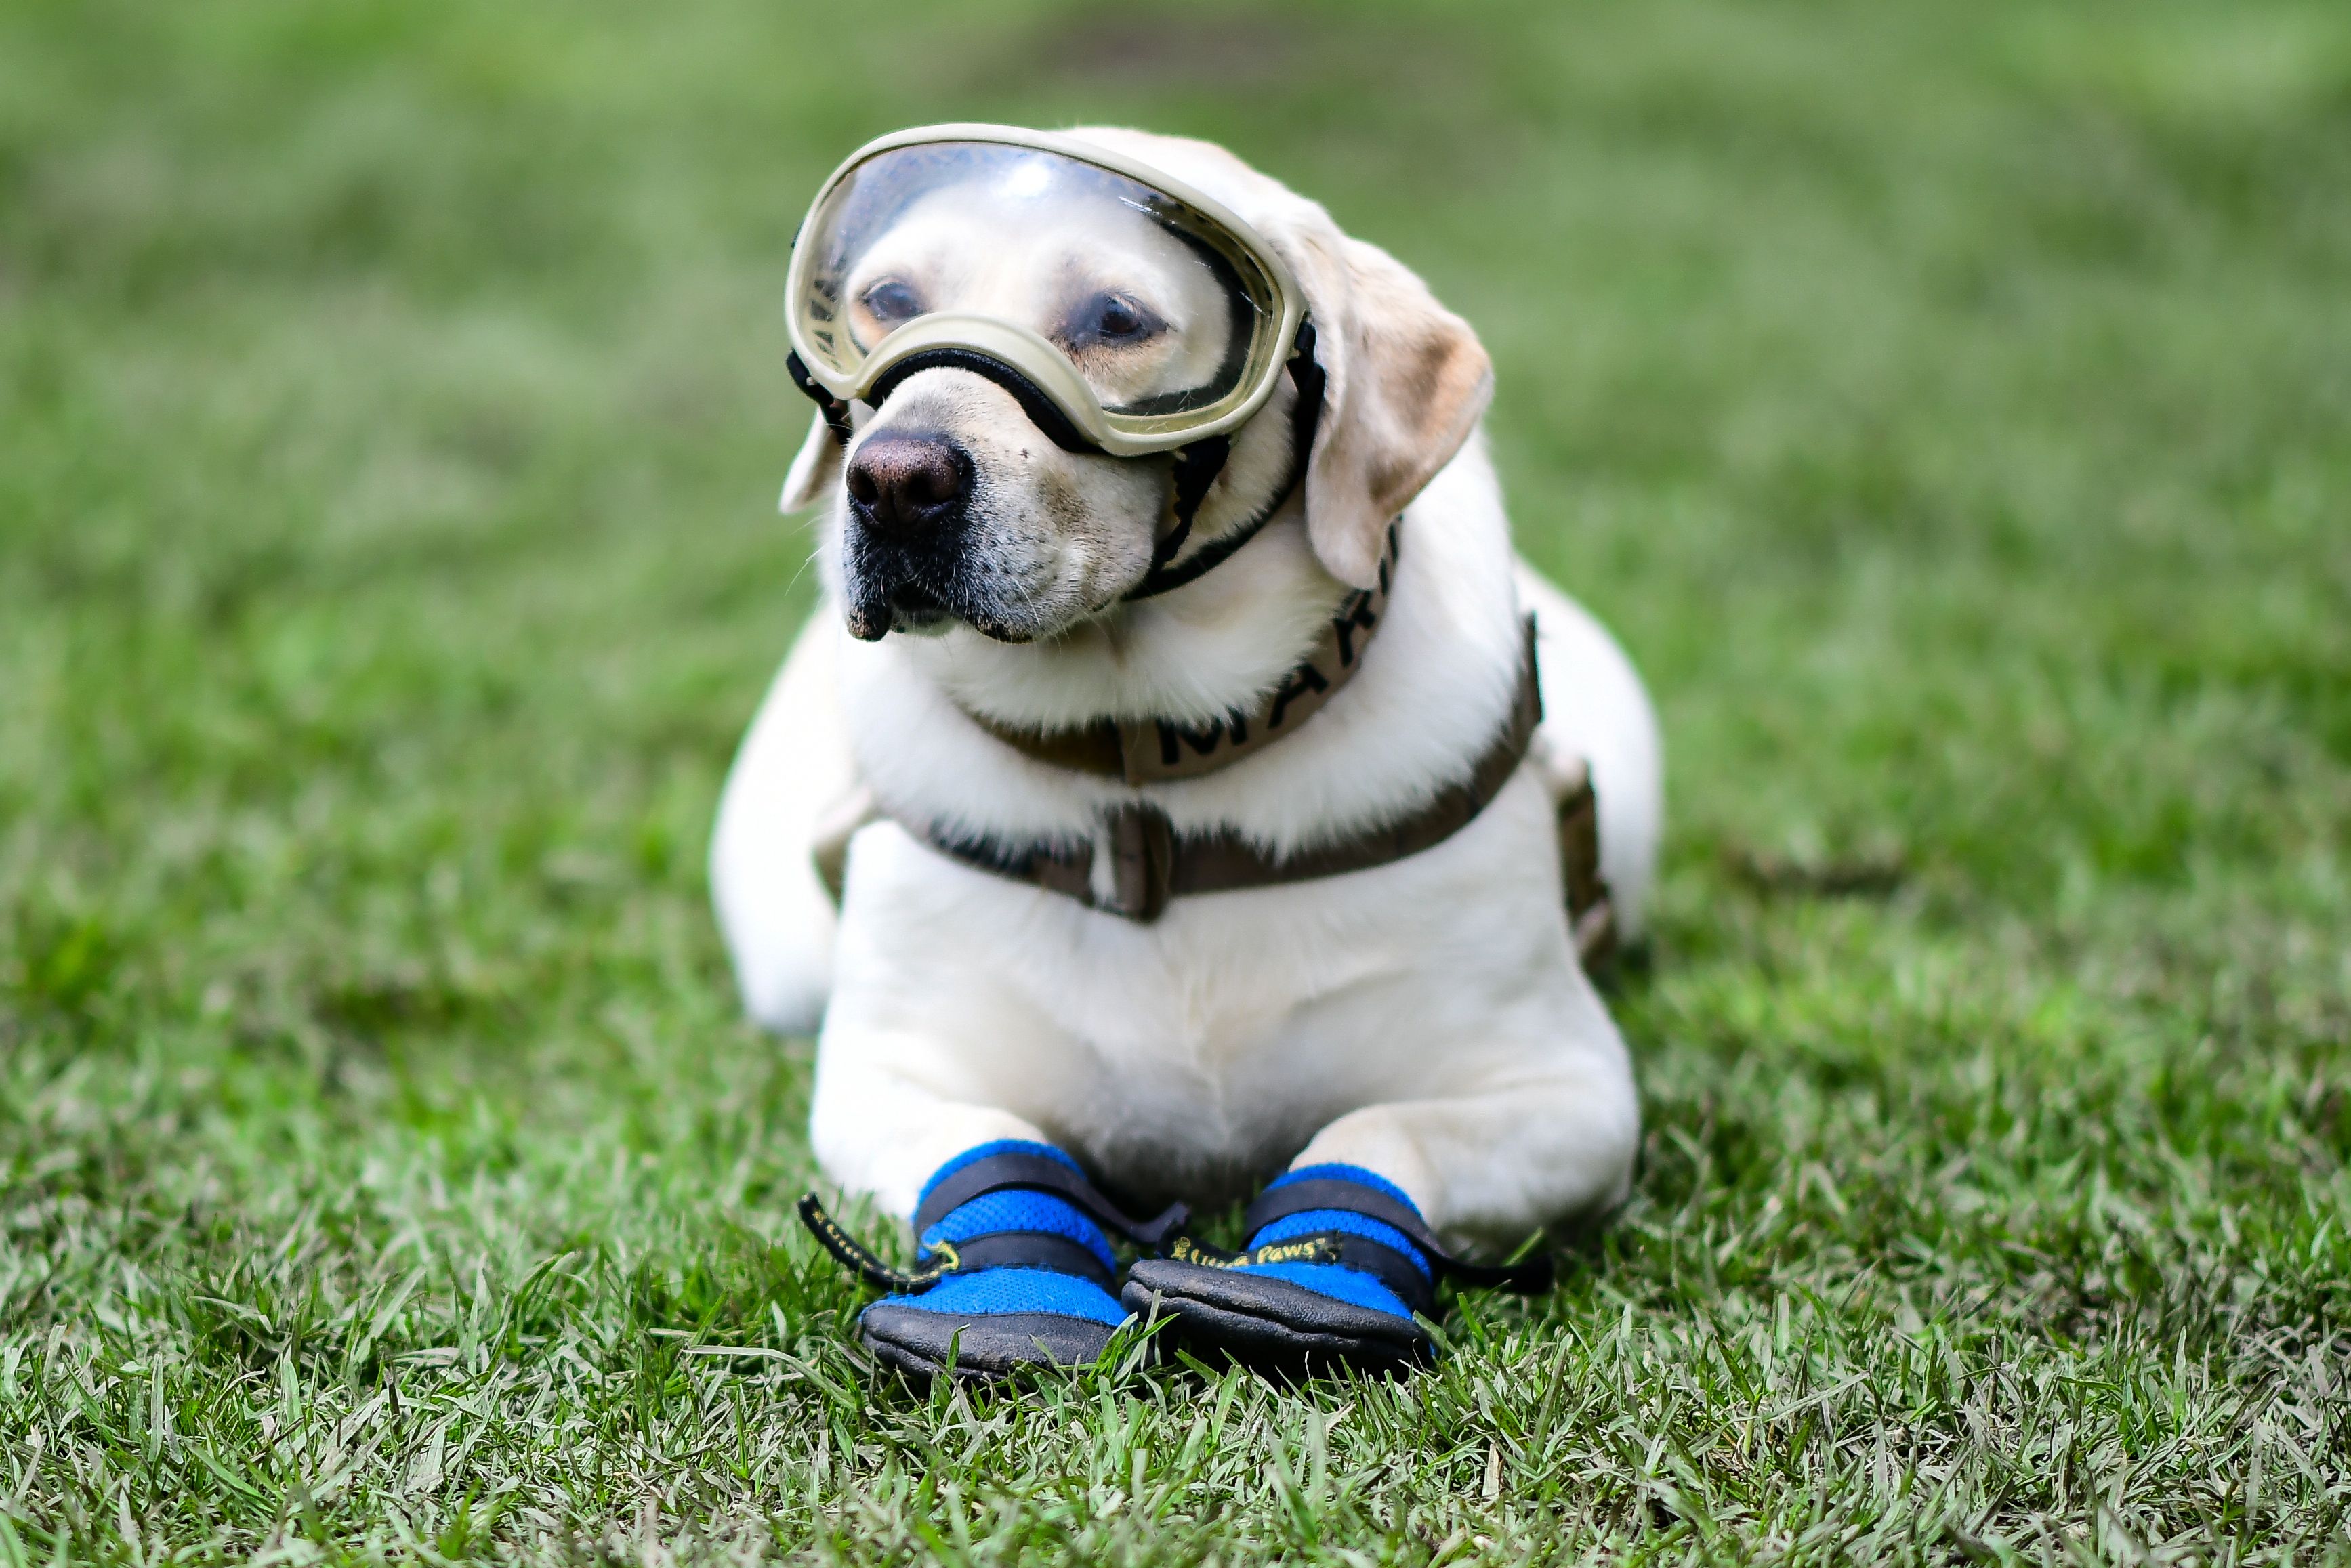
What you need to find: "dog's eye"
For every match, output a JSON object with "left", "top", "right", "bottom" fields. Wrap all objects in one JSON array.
[
  {"left": 1063, "top": 292, "right": 1163, "bottom": 348},
  {"left": 860, "top": 278, "right": 925, "bottom": 326}
]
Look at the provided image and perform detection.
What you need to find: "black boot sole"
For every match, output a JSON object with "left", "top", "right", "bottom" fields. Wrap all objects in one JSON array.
[
  {"left": 1123, "top": 1260, "right": 1434, "bottom": 1377},
  {"left": 858, "top": 1305, "right": 1119, "bottom": 1384}
]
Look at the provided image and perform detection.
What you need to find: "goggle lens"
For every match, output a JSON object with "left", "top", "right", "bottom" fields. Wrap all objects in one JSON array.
[{"left": 793, "top": 140, "right": 1286, "bottom": 433}]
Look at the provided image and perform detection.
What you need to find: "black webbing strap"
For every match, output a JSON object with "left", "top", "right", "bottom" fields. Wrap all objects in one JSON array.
[
  {"left": 946, "top": 1231, "right": 1117, "bottom": 1289},
  {"left": 1239, "top": 1179, "right": 1554, "bottom": 1294},
  {"left": 1134, "top": 434, "right": 1231, "bottom": 585},
  {"left": 1322, "top": 1234, "right": 1440, "bottom": 1315},
  {"left": 789, "top": 346, "right": 1100, "bottom": 455},
  {"left": 1165, "top": 1231, "right": 1438, "bottom": 1318},
  {"left": 787, "top": 352, "right": 854, "bottom": 444},
  {"left": 1123, "top": 318, "right": 1326, "bottom": 603},
  {"left": 911, "top": 1150, "right": 1188, "bottom": 1247},
  {"left": 795, "top": 1193, "right": 1117, "bottom": 1294},
  {"left": 864, "top": 348, "right": 1096, "bottom": 454}
]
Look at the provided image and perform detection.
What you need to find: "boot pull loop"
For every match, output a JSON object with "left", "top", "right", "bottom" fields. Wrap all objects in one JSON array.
[{"left": 796, "top": 1193, "right": 956, "bottom": 1293}]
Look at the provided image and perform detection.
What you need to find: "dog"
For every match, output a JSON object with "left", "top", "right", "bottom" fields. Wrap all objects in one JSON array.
[{"left": 711, "top": 126, "right": 1660, "bottom": 1378}]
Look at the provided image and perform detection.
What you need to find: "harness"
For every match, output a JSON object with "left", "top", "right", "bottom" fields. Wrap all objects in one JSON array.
[{"left": 790, "top": 322, "right": 1615, "bottom": 960}]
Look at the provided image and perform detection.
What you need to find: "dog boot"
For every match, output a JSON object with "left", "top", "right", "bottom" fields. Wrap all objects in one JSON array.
[
  {"left": 1122, "top": 1164, "right": 1552, "bottom": 1376},
  {"left": 798, "top": 1140, "right": 1185, "bottom": 1383}
]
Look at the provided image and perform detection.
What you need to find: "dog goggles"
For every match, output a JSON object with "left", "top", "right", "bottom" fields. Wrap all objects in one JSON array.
[{"left": 784, "top": 125, "right": 1306, "bottom": 459}]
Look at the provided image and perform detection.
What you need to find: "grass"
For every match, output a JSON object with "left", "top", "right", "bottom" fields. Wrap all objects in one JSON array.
[{"left": 3, "top": 0, "right": 2348, "bottom": 1560}]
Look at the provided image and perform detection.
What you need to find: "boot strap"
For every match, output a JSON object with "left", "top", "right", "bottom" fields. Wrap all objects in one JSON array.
[
  {"left": 1166, "top": 1231, "right": 1439, "bottom": 1318},
  {"left": 1239, "top": 1179, "right": 1554, "bottom": 1294},
  {"left": 799, "top": 1149, "right": 1184, "bottom": 1296},
  {"left": 797, "top": 1195, "right": 1119, "bottom": 1294},
  {"left": 911, "top": 1151, "right": 1187, "bottom": 1246}
]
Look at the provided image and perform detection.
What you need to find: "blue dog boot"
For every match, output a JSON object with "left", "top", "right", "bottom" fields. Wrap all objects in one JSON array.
[
  {"left": 798, "top": 1141, "right": 1184, "bottom": 1383},
  {"left": 1123, "top": 1164, "right": 1552, "bottom": 1376}
]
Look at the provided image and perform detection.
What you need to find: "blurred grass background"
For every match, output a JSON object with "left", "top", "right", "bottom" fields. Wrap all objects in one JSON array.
[{"left": 2, "top": 0, "right": 2347, "bottom": 1561}]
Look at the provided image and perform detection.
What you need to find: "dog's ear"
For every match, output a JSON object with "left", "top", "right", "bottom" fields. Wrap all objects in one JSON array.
[
  {"left": 1283, "top": 230, "right": 1493, "bottom": 587},
  {"left": 779, "top": 411, "right": 845, "bottom": 513}
]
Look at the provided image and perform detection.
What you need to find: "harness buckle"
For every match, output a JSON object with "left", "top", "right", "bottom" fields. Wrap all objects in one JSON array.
[{"left": 1101, "top": 803, "right": 1176, "bottom": 922}]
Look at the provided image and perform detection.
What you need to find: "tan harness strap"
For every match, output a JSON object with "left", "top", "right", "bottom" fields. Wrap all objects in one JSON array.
[
  {"left": 812, "top": 517, "right": 1616, "bottom": 962},
  {"left": 913, "top": 617, "right": 1616, "bottom": 963},
  {"left": 964, "top": 522, "right": 1401, "bottom": 786}
]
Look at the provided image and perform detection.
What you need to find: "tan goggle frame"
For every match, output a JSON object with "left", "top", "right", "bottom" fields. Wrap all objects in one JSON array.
[{"left": 784, "top": 124, "right": 1305, "bottom": 457}]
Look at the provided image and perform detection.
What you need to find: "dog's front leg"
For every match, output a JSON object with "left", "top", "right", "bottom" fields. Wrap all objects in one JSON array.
[
  {"left": 806, "top": 853, "right": 1167, "bottom": 1380},
  {"left": 808, "top": 1030, "right": 1176, "bottom": 1382},
  {"left": 807, "top": 1032, "right": 1056, "bottom": 1221},
  {"left": 808, "top": 1028, "right": 1142, "bottom": 1380},
  {"left": 1124, "top": 996, "right": 1639, "bottom": 1374},
  {"left": 1282, "top": 950, "right": 1642, "bottom": 1253},
  {"left": 810, "top": 1015, "right": 1172, "bottom": 1383},
  {"left": 1283, "top": 1062, "right": 1641, "bottom": 1252}
]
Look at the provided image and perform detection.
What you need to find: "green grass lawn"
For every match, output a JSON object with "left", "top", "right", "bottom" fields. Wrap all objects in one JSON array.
[{"left": 3, "top": 0, "right": 2348, "bottom": 1560}]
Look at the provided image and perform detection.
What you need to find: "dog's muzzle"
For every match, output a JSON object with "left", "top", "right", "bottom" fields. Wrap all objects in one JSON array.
[{"left": 833, "top": 429, "right": 976, "bottom": 639}]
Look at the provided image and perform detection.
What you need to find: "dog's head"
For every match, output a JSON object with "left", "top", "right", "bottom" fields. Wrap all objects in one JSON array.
[{"left": 784, "top": 129, "right": 1495, "bottom": 643}]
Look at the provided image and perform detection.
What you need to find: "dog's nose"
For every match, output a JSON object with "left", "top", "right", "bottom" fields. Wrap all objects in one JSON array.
[{"left": 846, "top": 434, "right": 970, "bottom": 534}]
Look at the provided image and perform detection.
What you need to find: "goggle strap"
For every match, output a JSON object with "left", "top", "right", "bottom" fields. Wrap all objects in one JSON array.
[
  {"left": 1124, "top": 318, "right": 1325, "bottom": 603},
  {"left": 865, "top": 347, "right": 1097, "bottom": 454},
  {"left": 786, "top": 351, "right": 855, "bottom": 445},
  {"left": 1286, "top": 318, "right": 1327, "bottom": 483},
  {"left": 1146, "top": 435, "right": 1234, "bottom": 579}
]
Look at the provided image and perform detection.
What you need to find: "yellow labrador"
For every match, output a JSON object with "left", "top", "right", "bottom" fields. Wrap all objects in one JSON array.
[{"left": 712, "top": 127, "right": 1660, "bottom": 1376}]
